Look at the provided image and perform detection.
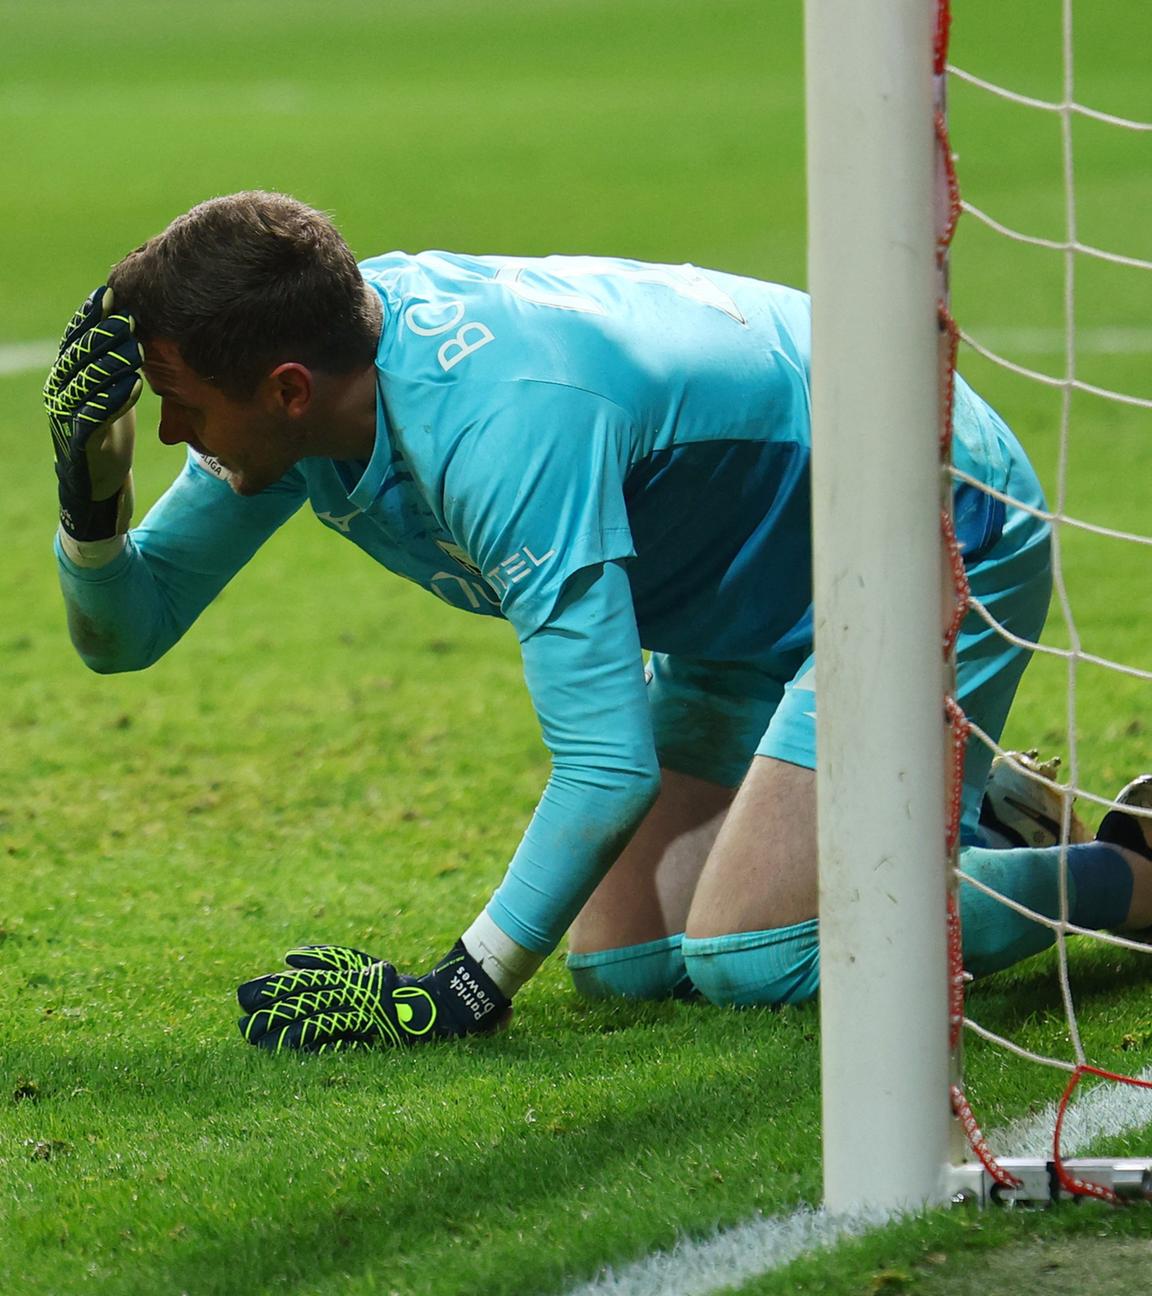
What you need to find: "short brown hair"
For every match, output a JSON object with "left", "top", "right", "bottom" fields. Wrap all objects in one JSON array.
[{"left": 108, "top": 191, "right": 379, "bottom": 397}]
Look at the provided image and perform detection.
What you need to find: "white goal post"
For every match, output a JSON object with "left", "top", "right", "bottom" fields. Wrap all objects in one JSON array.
[
  {"left": 805, "top": 0, "right": 953, "bottom": 1213},
  {"left": 805, "top": 0, "right": 1152, "bottom": 1217}
]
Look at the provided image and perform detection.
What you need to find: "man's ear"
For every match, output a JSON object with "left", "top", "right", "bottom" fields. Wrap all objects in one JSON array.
[{"left": 265, "top": 362, "right": 313, "bottom": 416}]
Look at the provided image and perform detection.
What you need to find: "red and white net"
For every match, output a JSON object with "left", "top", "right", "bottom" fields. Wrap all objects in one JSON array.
[{"left": 936, "top": 0, "right": 1152, "bottom": 1201}]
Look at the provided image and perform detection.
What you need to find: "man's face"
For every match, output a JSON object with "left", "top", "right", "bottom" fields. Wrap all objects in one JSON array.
[{"left": 141, "top": 338, "right": 301, "bottom": 496}]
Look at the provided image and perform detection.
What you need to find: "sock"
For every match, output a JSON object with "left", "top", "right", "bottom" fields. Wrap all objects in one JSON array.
[
  {"left": 959, "top": 841, "right": 1133, "bottom": 977},
  {"left": 682, "top": 920, "right": 820, "bottom": 1006},
  {"left": 567, "top": 933, "right": 695, "bottom": 1001}
]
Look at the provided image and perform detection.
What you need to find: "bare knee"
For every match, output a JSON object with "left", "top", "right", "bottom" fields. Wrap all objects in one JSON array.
[
  {"left": 569, "top": 768, "right": 735, "bottom": 953},
  {"left": 686, "top": 757, "right": 818, "bottom": 939}
]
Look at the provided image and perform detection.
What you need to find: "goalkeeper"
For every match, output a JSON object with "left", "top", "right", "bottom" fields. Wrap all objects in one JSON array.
[{"left": 48, "top": 192, "right": 1152, "bottom": 1051}]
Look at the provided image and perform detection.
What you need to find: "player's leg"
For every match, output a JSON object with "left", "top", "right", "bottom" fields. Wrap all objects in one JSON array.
[
  {"left": 680, "top": 649, "right": 821, "bottom": 1004},
  {"left": 681, "top": 429, "right": 1151, "bottom": 1001},
  {"left": 676, "top": 756, "right": 1152, "bottom": 989},
  {"left": 682, "top": 753, "right": 821, "bottom": 1005},
  {"left": 567, "top": 768, "right": 735, "bottom": 999},
  {"left": 947, "top": 430, "right": 1152, "bottom": 970},
  {"left": 684, "top": 754, "right": 818, "bottom": 934},
  {"left": 679, "top": 706, "right": 1152, "bottom": 1004},
  {"left": 963, "top": 766, "right": 1152, "bottom": 975},
  {"left": 678, "top": 757, "right": 1152, "bottom": 1007},
  {"left": 566, "top": 654, "right": 778, "bottom": 1001}
]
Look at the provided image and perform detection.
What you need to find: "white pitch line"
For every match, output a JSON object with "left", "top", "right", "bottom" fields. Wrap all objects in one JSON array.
[
  {"left": 0, "top": 340, "right": 56, "bottom": 376},
  {"left": 560, "top": 1067, "right": 1152, "bottom": 1296},
  {"left": 991, "top": 1064, "right": 1152, "bottom": 1159},
  {"left": 561, "top": 1206, "right": 891, "bottom": 1296}
]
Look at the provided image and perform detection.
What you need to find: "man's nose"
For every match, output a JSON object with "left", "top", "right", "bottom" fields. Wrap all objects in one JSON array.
[{"left": 157, "top": 400, "right": 190, "bottom": 446}]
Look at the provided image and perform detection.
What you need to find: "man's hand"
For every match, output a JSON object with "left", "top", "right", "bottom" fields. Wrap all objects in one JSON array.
[
  {"left": 44, "top": 285, "right": 143, "bottom": 540},
  {"left": 237, "top": 941, "right": 512, "bottom": 1053}
]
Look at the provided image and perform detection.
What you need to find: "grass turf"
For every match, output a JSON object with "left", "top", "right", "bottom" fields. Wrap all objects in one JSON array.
[{"left": 2, "top": 1, "right": 1151, "bottom": 1293}]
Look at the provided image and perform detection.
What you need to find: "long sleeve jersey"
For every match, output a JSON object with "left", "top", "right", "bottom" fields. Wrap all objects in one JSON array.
[{"left": 57, "top": 253, "right": 1016, "bottom": 951}]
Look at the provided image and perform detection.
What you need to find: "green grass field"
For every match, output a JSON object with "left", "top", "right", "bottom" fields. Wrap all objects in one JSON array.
[{"left": 3, "top": 2, "right": 1151, "bottom": 1293}]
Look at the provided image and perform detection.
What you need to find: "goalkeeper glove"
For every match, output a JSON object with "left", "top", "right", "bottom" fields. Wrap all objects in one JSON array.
[
  {"left": 43, "top": 285, "right": 143, "bottom": 540},
  {"left": 236, "top": 941, "right": 512, "bottom": 1053}
]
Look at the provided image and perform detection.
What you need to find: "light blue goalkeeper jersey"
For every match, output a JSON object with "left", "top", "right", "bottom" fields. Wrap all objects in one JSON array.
[
  {"left": 354, "top": 253, "right": 817, "bottom": 658},
  {"left": 56, "top": 252, "right": 1019, "bottom": 954}
]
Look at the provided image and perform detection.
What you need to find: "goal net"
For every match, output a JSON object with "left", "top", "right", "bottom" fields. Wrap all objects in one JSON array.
[{"left": 807, "top": 0, "right": 1152, "bottom": 1212}]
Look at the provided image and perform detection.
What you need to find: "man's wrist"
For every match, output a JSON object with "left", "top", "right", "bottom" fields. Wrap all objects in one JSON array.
[
  {"left": 57, "top": 487, "right": 125, "bottom": 543},
  {"left": 57, "top": 465, "right": 133, "bottom": 544},
  {"left": 461, "top": 909, "right": 545, "bottom": 997},
  {"left": 424, "top": 941, "right": 512, "bottom": 1035},
  {"left": 57, "top": 527, "right": 128, "bottom": 569}
]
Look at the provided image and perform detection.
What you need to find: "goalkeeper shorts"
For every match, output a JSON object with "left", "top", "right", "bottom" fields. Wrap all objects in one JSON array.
[{"left": 649, "top": 430, "right": 1051, "bottom": 841}]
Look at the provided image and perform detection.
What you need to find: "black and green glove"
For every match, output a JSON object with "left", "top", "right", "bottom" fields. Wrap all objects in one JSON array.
[
  {"left": 237, "top": 941, "right": 511, "bottom": 1053},
  {"left": 43, "top": 285, "right": 143, "bottom": 540}
]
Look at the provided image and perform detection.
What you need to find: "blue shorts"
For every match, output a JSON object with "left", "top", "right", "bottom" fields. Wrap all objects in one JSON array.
[{"left": 648, "top": 427, "right": 1051, "bottom": 840}]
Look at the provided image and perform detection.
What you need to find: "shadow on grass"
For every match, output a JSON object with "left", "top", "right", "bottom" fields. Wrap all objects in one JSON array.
[{"left": 27, "top": 1001, "right": 820, "bottom": 1296}]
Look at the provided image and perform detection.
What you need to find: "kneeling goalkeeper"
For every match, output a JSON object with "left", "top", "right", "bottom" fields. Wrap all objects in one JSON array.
[{"left": 46, "top": 192, "right": 1152, "bottom": 1051}]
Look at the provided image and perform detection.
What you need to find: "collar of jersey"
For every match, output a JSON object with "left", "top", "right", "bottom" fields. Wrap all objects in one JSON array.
[
  {"left": 345, "top": 376, "right": 439, "bottom": 544},
  {"left": 348, "top": 374, "right": 401, "bottom": 512}
]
